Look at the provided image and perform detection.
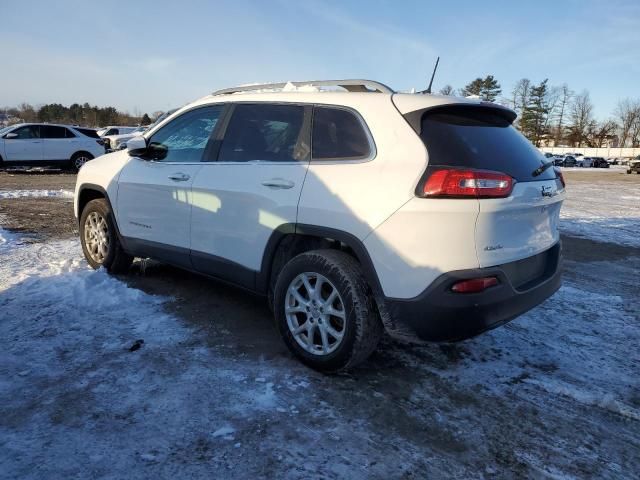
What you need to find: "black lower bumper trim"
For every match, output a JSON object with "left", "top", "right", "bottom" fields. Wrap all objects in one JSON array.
[{"left": 382, "top": 243, "right": 562, "bottom": 342}]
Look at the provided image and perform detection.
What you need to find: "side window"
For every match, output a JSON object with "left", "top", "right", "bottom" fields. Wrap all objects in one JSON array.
[
  {"left": 41, "top": 125, "right": 68, "bottom": 139},
  {"left": 146, "top": 105, "right": 223, "bottom": 162},
  {"left": 312, "top": 107, "right": 371, "bottom": 160},
  {"left": 12, "top": 126, "right": 40, "bottom": 139},
  {"left": 219, "top": 104, "right": 307, "bottom": 162},
  {"left": 65, "top": 128, "right": 76, "bottom": 138}
]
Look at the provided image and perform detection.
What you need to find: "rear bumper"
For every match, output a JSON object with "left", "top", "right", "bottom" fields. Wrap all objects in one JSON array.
[{"left": 381, "top": 242, "right": 562, "bottom": 342}]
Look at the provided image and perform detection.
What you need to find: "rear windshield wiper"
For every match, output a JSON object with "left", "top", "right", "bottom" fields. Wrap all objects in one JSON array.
[{"left": 532, "top": 160, "right": 554, "bottom": 177}]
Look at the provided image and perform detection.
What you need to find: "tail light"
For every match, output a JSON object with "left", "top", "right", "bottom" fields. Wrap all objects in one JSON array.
[
  {"left": 554, "top": 167, "right": 565, "bottom": 188},
  {"left": 419, "top": 168, "right": 514, "bottom": 198},
  {"left": 451, "top": 277, "right": 498, "bottom": 293},
  {"left": 96, "top": 139, "right": 105, "bottom": 146}
]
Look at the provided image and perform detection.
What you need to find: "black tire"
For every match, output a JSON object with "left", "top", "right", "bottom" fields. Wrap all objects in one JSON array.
[
  {"left": 273, "top": 250, "right": 383, "bottom": 372},
  {"left": 79, "top": 198, "right": 132, "bottom": 273},
  {"left": 70, "top": 152, "right": 94, "bottom": 173}
]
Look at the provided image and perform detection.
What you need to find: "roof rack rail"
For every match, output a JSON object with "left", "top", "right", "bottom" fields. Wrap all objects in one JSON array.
[{"left": 212, "top": 79, "right": 395, "bottom": 96}]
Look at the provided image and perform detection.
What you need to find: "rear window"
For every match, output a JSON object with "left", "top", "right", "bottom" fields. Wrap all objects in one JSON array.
[
  {"left": 418, "top": 106, "right": 556, "bottom": 181},
  {"left": 41, "top": 125, "right": 74, "bottom": 139},
  {"left": 75, "top": 128, "right": 100, "bottom": 138},
  {"left": 312, "top": 107, "right": 370, "bottom": 160}
]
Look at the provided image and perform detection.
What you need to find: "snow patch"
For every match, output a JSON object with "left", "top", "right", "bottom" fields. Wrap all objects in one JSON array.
[
  {"left": 560, "top": 181, "right": 640, "bottom": 247},
  {"left": 0, "top": 189, "right": 74, "bottom": 199}
]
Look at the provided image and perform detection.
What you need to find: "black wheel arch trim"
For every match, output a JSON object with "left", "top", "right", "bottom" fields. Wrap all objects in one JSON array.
[
  {"left": 76, "top": 184, "right": 126, "bottom": 247},
  {"left": 257, "top": 223, "right": 383, "bottom": 297}
]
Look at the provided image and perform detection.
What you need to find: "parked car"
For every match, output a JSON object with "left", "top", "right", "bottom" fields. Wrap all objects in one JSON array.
[
  {"left": 544, "top": 152, "right": 555, "bottom": 158},
  {"left": 103, "top": 126, "right": 148, "bottom": 151},
  {"left": 607, "top": 157, "right": 619, "bottom": 165},
  {"left": 96, "top": 126, "right": 138, "bottom": 137},
  {"left": 553, "top": 155, "right": 565, "bottom": 166},
  {"left": 576, "top": 156, "right": 594, "bottom": 168},
  {"left": 74, "top": 79, "right": 565, "bottom": 371},
  {"left": 628, "top": 158, "right": 640, "bottom": 174},
  {"left": 563, "top": 155, "right": 577, "bottom": 167},
  {"left": 591, "top": 157, "right": 609, "bottom": 168},
  {"left": 0, "top": 123, "right": 105, "bottom": 171}
]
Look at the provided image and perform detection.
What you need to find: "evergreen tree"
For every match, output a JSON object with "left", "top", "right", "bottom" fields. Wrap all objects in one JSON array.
[
  {"left": 460, "top": 75, "right": 501, "bottom": 101},
  {"left": 141, "top": 113, "right": 152, "bottom": 125},
  {"left": 519, "top": 79, "right": 550, "bottom": 146},
  {"left": 480, "top": 75, "right": 501, "bottom": 102},
  {"left": 460, "top": 78, "right": 484, "bottom": 97}
]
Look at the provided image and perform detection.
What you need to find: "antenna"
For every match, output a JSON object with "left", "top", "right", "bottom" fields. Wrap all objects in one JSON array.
[{"left": 424, "top": 56, "right": 440, "bottom": 94}]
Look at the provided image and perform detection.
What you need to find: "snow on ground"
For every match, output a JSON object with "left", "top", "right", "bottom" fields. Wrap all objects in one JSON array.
[
  {"left": 1, "top": 230, "right": 639, "bottom": 477},
  {"left": 0, "top": 189, "right": 74, "bottom": 199},
  {"left": 560, "top": 181, "right": 640, "bottom": 247}
]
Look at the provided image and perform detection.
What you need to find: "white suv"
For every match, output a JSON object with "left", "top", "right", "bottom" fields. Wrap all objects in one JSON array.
[
  {"left": 0, "top": 123, "right": 105, "bottom": 171},
  {"left": 74, "top": 80, "right": 565, "bottom": 371}
]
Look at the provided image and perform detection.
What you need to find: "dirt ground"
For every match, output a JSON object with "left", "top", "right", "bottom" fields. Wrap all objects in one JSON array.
[{"left": 1, "top": 168, "right": 639, "bottom": 478}]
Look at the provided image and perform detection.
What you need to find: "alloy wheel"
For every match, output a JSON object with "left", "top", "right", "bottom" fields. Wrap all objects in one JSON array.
[
  {"left": 285, "top": 272, "right": 346, "bottom": 355},
  {"left": 84, "top": 211, "right": 110, "bottom": 264}
]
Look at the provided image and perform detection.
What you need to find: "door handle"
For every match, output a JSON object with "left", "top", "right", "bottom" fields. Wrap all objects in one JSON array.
[
  {"left": 261, "top": 178, "right": 295, "bottom": 189},
  {"left": 168, "top": 172, "right": 190, "bottom": 182}
]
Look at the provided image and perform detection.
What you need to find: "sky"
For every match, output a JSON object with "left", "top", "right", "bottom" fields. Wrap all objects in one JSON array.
[{"left": 1, "top": 0, "right": 638, "bottom": 119}]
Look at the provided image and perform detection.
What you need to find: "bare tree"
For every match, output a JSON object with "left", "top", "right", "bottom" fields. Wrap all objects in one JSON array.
[
  {"left": 439, "top": 85, "right": 455, "bottom": 96},
  {"left": 511, "top": 79, "right": 531, "bottom": 112},
  {"left": 587, "top": 120, "right": 618, "bottom": 147},
  {"left": 614, "top": 98, "right": 640, "bottom": 147},
  {"left": 567, "top": 91, "right": 594, "bottom": 147},
  {"left": 631, "top": 114, "right": 640, "bottom": 147},
  {"left": 552, "top": 84, "right": 572, "bottom": 144}
]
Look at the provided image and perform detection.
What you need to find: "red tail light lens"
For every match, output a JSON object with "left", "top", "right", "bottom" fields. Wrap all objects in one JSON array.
[
  {"left": 421, "top": 168, "right": 514, "bottom": 198},
  {"left": 451, "top": 277, "right": 498, "bottom": 293}
]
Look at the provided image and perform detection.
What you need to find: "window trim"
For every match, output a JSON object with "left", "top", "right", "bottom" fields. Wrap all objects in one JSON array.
[
  {"left": 142, "top": 104, "right": 229, "bottom": 165},
  {"left": 310, "top": 104, "right": 376, "bottom": 163},
  {"left": 11, "top": 125, "right": 41, "bottom": 139},
  {"left": 211, "top": 101, "right": 312, "bottom": 165}
]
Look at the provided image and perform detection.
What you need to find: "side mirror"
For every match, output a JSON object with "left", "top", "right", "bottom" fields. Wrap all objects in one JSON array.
[
  {"left": 126, "top": 136, "right": 147, "bottom": 157},
  {"left": 4, "top": 132, "right": 18, "bottom": 139}
]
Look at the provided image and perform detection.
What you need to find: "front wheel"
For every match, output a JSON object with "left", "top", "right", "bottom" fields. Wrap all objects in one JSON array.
[
  {"left": 80, "top": 199, "right": 132, "bottom": 273},
  {"left": 273, "top": 250, "right": 382, "bottom": 372}
]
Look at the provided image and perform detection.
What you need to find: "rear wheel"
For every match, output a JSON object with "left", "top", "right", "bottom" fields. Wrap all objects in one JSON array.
[
  {"left": 70, "top": 152, "right": 93, "bottom": 173},
  {"left": 273, "top": 250, "right": 382, "bottom": 372},
  {"left": 80, "top": 199, "right": 132, "bottom": 273}
]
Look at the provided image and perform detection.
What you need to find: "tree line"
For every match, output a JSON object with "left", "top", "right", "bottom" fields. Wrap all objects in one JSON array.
[
  {"left": 439, "top": 76, "right": 640, "bottom": 148},
  {"left": 1, "top": 103, "right": 154, "bottom": 128}
]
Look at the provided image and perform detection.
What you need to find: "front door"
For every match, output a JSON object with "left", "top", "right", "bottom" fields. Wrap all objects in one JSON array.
[
  {"left": 190, "top": 103, "right": 311, "bottom": 288},
  {"left": 116, "top": 105, "right": 225, "bottom": 266},
  {"left": 4, "top": 125, "right": 43, "bottom": 161}
]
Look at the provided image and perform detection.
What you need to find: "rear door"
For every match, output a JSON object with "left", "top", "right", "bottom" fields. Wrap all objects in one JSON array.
[
  {"left": 3, "top": 125, "right": 43, "bottom": 161},
  {"left": 190, "top": 103, "right": 311, "bottom": 287},
  {"left": 116, "top": 105, "right": 225, "bottom": 266},
  {"left": 417, "top": 106, "right": 565, "bottom": 268},
  {"left": 41, "top": 125, "right": 75, "bottom": 161}
]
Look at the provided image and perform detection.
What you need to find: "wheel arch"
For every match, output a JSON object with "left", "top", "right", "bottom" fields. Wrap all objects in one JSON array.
[
  {"left": 258, "top": 224, "right": 383, "bottom": 299},
  {"left": 71, "top": 150, "right": 95, "bottom": 160}
]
